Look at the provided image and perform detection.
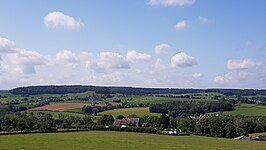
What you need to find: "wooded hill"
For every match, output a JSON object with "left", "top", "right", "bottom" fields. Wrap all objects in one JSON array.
[
  {"left": 10, "top": 85, "right": 266, "bottom": 96},
  {"left": 9, "top": 85, "right": 266, "bottom": 96}
]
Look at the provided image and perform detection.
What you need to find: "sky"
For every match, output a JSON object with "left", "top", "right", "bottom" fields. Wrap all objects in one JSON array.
[{"left": 0, "top": 0, "right": 266, "bottom": 89}]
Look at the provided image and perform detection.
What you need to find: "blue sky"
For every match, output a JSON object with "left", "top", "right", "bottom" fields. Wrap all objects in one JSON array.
[{"left": 0, "top": 0, "right": 266, "bottom": 89}]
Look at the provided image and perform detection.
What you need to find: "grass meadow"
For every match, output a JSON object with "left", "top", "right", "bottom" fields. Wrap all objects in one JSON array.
[
  {"left": 0, "top": 131, "right": 266, "bottom": 150},
  {"left": 225, "top": 104, "right": 266, "bottom": 116}
]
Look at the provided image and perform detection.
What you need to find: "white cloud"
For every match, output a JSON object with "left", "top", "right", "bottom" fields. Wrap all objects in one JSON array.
[
  {"left": 170, "top": 52, "right": 197, "bottom": 67},
  {"left": 193, "top": 72, "right": 203, "bottom": 78},
  {"left": 147, "top": 0, "right": 195, "bottom": 6},
  {"left": 197, "top": 16, "right": 209, "bottom": 24},
  {"left": 154, "top": 59, "right": 167, "bottom": 71},
  {"left": 97, "top": 52, "right": 129, "bottom": 69},
  {"left": 214, "top": 58, "right": 266, "bottom": 87},
  {"left": 0, "top": 37, "right": 16, "bottom": 53},
  {"left": 56, "top": 50, "right": 78, "bottom": 63},
  {"left": 5, "top": 49, "right": 47, "bottom": 74},
  {"left": 81, "top": 72, "right": 127, "bottom": 84},
  {"left": 213, "top": 75, "right": 228, "bottom": 85},
  {"left": 44, "top": 11, "right": 83, "bottom": 29},
  {"left": 175, "top": 20, "right": 188, "bottom": 30},
  {"left": 126, "top": 50, "right": 151, "bottom": 63},
  {"left": 155, "top": 44, "right": 172, "bottom": 55},
  {"left": 227, "top": 59, "right": 260, "bottom": 70}
]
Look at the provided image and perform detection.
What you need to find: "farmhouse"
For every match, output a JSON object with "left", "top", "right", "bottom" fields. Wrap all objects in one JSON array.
[{"left": 113, "top": 118, "right": 140, "bottom": 128}]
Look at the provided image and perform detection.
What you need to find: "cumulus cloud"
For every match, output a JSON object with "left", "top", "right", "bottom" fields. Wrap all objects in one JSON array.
[
  {"left": 227, "top": 59, "right": 260, "bottom": 70},
  {"left": 193, "top": 72, "right": 203, "bottom": 79},
  {"left": 197, "top": 16, "right": 209, "bottom": 24},
  {"left": 147, "top": 0, "right": 195, "bottom": 6},
  {"left": 154, "top": 59, "right": 167, "bottom": 71},
  {"left": 98, "top": 52, "right": 129, "bottom": 69},
  {"left": 214, "top": 58, "right": 265, "bottom": 87},
  {"left": 126, "top": 50, "right": 151, "bottom": 63},
  {"left": 81, "top": 72, "right": 127, "bottom": 84},
  {"left": 155, "top": 44, "right": 172, "bottom": 55},
  {"left": 44, "top": 11, "right": 83, "bottom": 29},
  {"left": 5, "top": 49, "right": 47, "bottom": 74},
  {"left": 175, "top": 20, "right": 188, "bottom": 30},
  {"left": 56, "top": 50, "right": 78, "bottom": 63},
  {"left": 86, "top": 52, "right": 130, "bottom": 71},
  {"left": 0, "top": 37, "right": 16, "bottom": 53},
  {"left": 170, "top": 52, "right": 197, "bottom": 68}
]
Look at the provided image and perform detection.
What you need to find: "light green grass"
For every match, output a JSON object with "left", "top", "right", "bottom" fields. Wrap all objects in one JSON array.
[
  {"left": 99, "top": 107, "right": 161, "bottom": 117},
  {"left": 225, "top": 104, "right": 266, "bottom": 116},
  {"left": 0, "top": 131, "right": 265, "bottom": 150},
  {"left": 27, "top": 110, "right": 85, "bottom": 119}
]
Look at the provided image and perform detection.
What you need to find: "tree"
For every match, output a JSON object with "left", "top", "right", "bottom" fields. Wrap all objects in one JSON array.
[
  {"left": 209, "top": 117, "right": 225, "bottom": 137},
  {"left": 196, "top": 118, "right": 211, "bottom": 135},
  {"left": 160, "top": 114, "right": 169, "bottom": 129},
  {"left": 92, "top": 108, "right": 99, "bottom": 116},
  {"left": 169, "top": 117, "right": 177, "bottom": 129},
  {"left": 98, "top": 115, "right": 114, "bottom": 126},
  {"left": 225, "top": 124, "right": 236, "bottom": 138},
  {"left": 116, "top": 115, "right": 125, "bottom": 119},
  {"left": 82, "top": 106, "right": 93, "bottom": 115}
]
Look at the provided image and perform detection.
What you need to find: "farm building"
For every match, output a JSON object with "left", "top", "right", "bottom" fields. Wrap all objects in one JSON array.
[
  {"left": 234, "top": 135, "right": 251, "bottom": 141},
  {"left": 254, "top": 136, "right": 266, "bottom": 141},
  {"left": 113, "top": 118, "right": 140, "bottom": 128}
]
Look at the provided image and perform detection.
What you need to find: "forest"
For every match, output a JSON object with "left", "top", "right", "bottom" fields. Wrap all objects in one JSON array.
[{"left": 9, "top": 85, "right": 266, "bottom": 96}]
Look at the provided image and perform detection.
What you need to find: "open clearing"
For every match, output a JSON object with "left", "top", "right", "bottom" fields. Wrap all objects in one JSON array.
[
  {"left": 0, "top": 131, "right": 265, "bottom": 150},
  {"left": 99, "top": 107, "right": 161, "bottom": 117},
  {"left": 225, "top": 104, "right": 266, "bottom": 116}
]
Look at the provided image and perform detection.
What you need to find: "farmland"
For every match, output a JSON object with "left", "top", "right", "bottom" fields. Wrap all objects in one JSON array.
[
  {"left": 0, "top": 131, "right": 265, "bottom": 150},
  {"left": 225, "top": 104, "right": 266, "bottom": 116},
  {"left": 27, "top": 110, "right": 85, "bottom": 119},
  {"left": 99, "top": 107, "right": 161, "bottom": 117}
]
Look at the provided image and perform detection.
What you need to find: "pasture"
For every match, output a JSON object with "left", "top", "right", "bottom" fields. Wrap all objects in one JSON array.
[
  {"left": 0, "top": 131, "right": 265, "bottom": 150},
  {"left": 225, "top": 104, "right": 266, "bottom": 116},
  {"left": 27, "top": 110, "right": 85, "bottom": 119},
  {"left": 99, "top": 107, "right": 161, "bottom": 117}
]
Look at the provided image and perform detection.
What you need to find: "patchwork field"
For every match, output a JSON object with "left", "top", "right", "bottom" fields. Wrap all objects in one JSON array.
[
  {"left": 99, "top": 107, "right": 161, "bottom": 117},
  {"left": 0, "top": 131, "right": 265, "bottom": 150},
  {"left": 27, "top": 110, "right": 85, "bottom": 119},
  {"left": 31, "top": 103, "right": 91, "bottom": 111},
  {"left": 225, "top": 104, "right": 266, "bottom": 116}
]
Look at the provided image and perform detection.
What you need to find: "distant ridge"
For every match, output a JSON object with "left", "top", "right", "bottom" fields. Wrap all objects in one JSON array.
[{"left": 9, "top": 85, "right": 266, "bottom": 96}]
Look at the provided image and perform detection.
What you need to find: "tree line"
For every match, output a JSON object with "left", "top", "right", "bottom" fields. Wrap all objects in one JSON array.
[{"left": 149, "top": 101, "right": 234, "bottom": 118}]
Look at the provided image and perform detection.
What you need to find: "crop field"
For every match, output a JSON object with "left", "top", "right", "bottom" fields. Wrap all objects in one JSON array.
[
  {"left": 0, "top": 131, "right": 265, "bottom": 150},
  {"left": 99, "top": 107, "right": 161, "bottom": 117},
  {"left": 225, "top": 104, "right": 266, "bottom": 116},
  {"left": 31, "top": 103, "right": 92, "bottom": 111},
  {"left": 27, "top": 110, "right": 85, "bottom": 119}
]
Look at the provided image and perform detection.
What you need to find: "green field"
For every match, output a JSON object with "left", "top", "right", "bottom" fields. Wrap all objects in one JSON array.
[
  {"left": 27, "top": 110, "right": 85, "bottom": 119},
  {"left": 249, "top": 132, "right": 266, "bottom": 138},
  {"left": 0, "top": 131, "right": 265, "bottom": 150},
  {"left": 225, "top": 104, "right": 266, "bottom": 116},
  {"left": 99, "top": 107, "right": 161, "bottom": 117}
]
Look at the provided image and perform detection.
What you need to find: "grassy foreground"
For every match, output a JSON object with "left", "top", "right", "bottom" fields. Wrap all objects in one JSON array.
[
  {"left": 0, "top": 131, "right": 265, "bottom": 150},
  {"left": 99, "top": 107, "right": 161, "bottom": 117}
]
